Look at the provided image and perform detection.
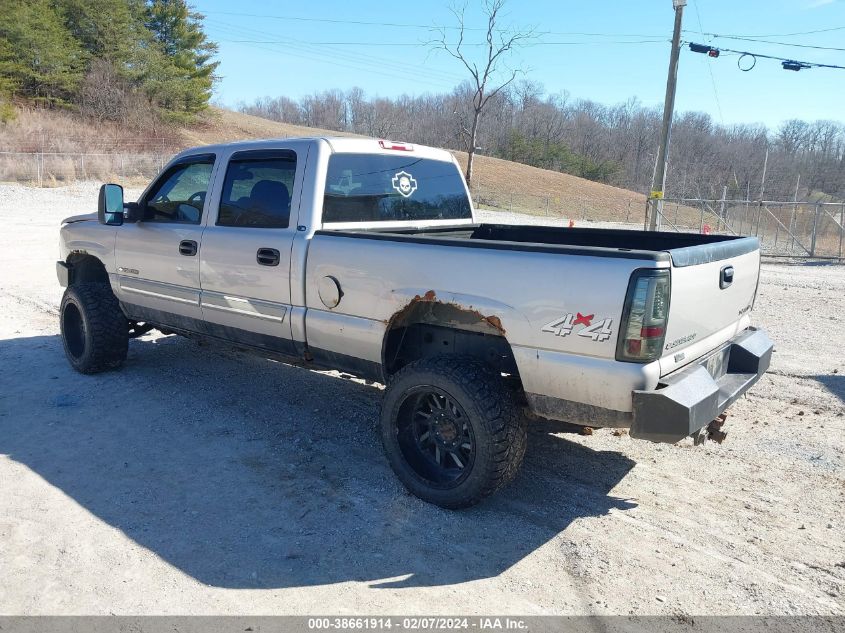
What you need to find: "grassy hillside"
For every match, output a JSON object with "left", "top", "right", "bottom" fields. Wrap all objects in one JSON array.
[
  {"left": 179, "top": 108, "right": 357, "bottom": 146},
  {"left": 0, "top": 106, "right": 647, "bottom": 221},
  {"left": 185, "top": 109, "right": 646, "bottom": 221}
]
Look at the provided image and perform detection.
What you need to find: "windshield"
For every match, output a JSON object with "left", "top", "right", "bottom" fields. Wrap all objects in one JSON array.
[{"left": 322, "top": 153, "right": 472, "bottom": 223}]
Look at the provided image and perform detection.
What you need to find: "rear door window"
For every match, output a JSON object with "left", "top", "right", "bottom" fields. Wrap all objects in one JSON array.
[
  {"left": 323, "top": 154, "right": 471, "bottom": 223},
  {"left": 218, "top": 150, "right": 297, "bottom": 228}
]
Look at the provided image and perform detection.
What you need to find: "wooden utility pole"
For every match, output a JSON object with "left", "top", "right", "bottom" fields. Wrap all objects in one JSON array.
[{"left": 647, "top": 0, "right": 686, "bottom": 231}]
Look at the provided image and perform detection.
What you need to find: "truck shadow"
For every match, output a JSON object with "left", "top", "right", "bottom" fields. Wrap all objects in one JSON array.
[
  {"left": 815, "top": 374, "right": 845, "bottom": 405},
  {"left": 0, "top": 332, "right": 636, "bottom": 590}
]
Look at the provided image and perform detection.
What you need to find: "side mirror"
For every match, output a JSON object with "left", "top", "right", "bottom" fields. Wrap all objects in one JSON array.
[
  {"left": 98, "top": 184, "right": 124, "bottom": 226},
  {"left": 123, "top": 201, "right": 143, "bottom": 222}
]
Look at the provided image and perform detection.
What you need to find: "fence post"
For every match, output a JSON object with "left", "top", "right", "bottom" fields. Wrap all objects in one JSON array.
[
  {"left": 810, "top": 202, "right": 820, "bottom": 257},
  {"left": 626, "top": 200, "right": 631, "bottom": 223},
  {"left": 545, "top": 196, "right": 550, "bottom": 216},
  {"left": 699, "top": 200, "right": 705, "bottom": 233},
  {"left": 788, "top": 202, "right": 797, "bottom": 254},
  {"left": 718, "top": 186, "right": 727, "bottom": 233},
  {"left": 509, "top": 192, "right": 513, "bottom": 212},
  {"left": 839, "top": 203, "right": 844, "bottom": 262}
]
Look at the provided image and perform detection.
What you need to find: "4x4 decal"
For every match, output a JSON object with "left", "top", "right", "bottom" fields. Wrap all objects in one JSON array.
[{"left": 542, "top": 312, "right": 614, "bottom": 342}]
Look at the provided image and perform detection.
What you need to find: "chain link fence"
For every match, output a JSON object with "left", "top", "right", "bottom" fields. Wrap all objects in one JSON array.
[
  {"left": 475, "top": 185, "right": 845, "bottom": 260},
  {"left": 652, "top": 197, "right": 845, "bottom": 259},
  {"left": 0, "top": 151, "right": 172, "bottom": 187}
]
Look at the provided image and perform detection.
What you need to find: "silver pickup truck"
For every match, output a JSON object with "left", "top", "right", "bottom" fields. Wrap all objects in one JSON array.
[{"left": 56, "top": 137, "right": 773, "bottom": 508}]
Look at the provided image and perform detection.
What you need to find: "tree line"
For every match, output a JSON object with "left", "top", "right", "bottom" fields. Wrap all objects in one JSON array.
[
  {"left": 240, "top": 83, "right": 845, "bottom": 203},
  {"left": 0, "top": 0, "right": 217, "bottom": 125}
]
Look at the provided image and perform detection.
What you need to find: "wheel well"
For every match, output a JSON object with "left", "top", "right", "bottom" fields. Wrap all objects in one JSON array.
[
  {"left": 382, "top": 299, "right": 521, "bottom": 384},
  {"left": 66, "top": 252, "right": 109, "bottom": 285}
]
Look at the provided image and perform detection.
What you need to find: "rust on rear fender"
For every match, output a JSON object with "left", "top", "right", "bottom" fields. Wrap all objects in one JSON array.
[{"left": 385, "top": 290, "right": 507, "bottom": 336}]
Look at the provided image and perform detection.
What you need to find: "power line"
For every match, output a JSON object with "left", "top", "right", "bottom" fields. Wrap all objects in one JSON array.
[
  {"left": 687, "top": 41, "right": 845, "bottom": 71},
  {"left": 207, "top": 29, "right": 457, "bottom": 87},
  {"left": 203, "top": 9, "right": 670, "bottom": 38},
  {"left": 219, "top": 38, "right": 668, "bottom": 47},
  {"left": 206, "top": 19, "right": 450, "bottom": 77},
  {"left": 690, "top": 0, "right": 724, "bottom": 125},
  {"left": 687, "top": 25, "right": 845, "bottom": 38},
  {"left": 204, "top": 19, "right": 465, "bottom": 88},
  {"left": 222, "top": 40, "right": 459, "bottom": 90},
  {"left": 205, "top": 10, "right": 845, "bottom": 41},
  {"left": 704, "top": 34, "right": 845, "bottom": 53},
  {"left": 206, "top": 17, "right": 666, "bottom": 94},
  {"left": 204, "top": 18, "right": 464, "bottom": 79},
  {"left": 525, "top": 39, "right": 668, "bottom": 45},
  {"left": 205, "top": 10, "right": 463, "bottom": 30}
]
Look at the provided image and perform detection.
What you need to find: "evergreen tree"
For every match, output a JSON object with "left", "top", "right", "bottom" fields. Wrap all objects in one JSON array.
[
  {"left": 0, "top": 0, "right": 218, "bottom": 121},
  {"left": 0, "top": 0, "right": 86, "bottom": 106},
  {"left": 57, "top": 0, "right": 149, "bottom": 75},
  {"left": 143, "top": 0, "right": 218, "bottom": 119}
]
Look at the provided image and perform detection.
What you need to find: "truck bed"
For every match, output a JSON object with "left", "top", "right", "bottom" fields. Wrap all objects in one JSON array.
[
  {"left": 319, "top": 224, "right": 759, "bottom": 266},
  {"left": 311, "top": 221, "right": 762, "bottom": 383}
]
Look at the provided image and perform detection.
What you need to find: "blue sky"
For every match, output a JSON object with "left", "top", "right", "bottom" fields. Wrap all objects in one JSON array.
[{"left": 194, "top": 0, "right": 845, "bottom": 129}]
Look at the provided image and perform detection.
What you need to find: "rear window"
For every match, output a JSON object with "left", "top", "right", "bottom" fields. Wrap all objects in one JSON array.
[{"left": 322, "top": 154, "right": 472, "bottom": 223}]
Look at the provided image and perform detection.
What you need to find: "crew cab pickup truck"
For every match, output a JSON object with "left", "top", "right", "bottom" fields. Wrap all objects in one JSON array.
[{"left": 56, "top": 137, "right": 773, "bottom": 508}]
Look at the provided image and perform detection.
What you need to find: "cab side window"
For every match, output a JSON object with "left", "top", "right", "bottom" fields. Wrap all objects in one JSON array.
[
  {"left": 143, "top": 155, "right": 215, "bottom": 224},
  {"left": 218, "top": 150, "right": 297, "bottom": 228}
]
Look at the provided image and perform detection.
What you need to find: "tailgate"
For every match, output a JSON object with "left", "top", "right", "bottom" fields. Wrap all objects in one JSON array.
[{"left": 659, "top": 237, "right": 760, "bottom": 375}]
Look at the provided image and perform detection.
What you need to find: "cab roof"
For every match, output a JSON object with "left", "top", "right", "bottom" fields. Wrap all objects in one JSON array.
[{"left": 174, "top": 136, "right": 457, "bottom": 163}]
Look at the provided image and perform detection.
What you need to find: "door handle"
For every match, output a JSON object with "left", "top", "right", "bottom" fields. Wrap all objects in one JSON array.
[
  {"left": 256, "top": 247, "right": 280, "bottom": 266},
  {"left": 720, "top": 265, "right": 734, "bottom": 289},
  {"left": 179, "top": 240, "right": 198, "bottom": 256}
]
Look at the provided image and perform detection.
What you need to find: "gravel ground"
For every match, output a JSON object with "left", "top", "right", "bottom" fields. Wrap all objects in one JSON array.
[{"left": 0, "top": 183, "right": 843, "bottom": 616}]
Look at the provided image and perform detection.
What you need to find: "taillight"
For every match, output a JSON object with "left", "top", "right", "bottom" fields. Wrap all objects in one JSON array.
[{"left": 616, "top": 269, "right": 671, "bottom": 363}]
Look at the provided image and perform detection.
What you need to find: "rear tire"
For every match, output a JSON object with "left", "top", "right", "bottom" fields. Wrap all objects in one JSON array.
[
  {"left": 60, "top": 282, "right": 128, "bottom": 374},
  {"left": 380, "top": 355, "right": 527, "bottom": 509}
]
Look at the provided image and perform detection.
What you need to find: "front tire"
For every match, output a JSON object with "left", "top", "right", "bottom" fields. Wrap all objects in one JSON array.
[
  {"left": 60, "top": 282, "right": 128, "bottom": 374},
  {"left": 380, "top": 355, "right": 527, "bottom": 509}
]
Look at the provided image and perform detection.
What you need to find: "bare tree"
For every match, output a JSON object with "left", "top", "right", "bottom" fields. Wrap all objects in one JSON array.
[{"left": 430, "top": 0, "right": 535, "bottom": 187}]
